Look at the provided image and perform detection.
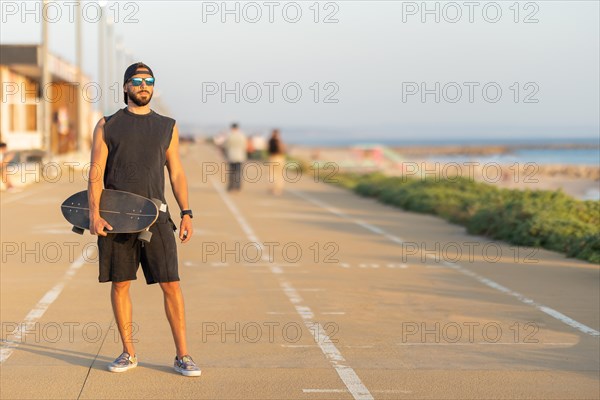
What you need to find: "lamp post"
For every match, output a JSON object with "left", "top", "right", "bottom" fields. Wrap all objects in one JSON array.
[
  {"left": 106, "top": 15, "right": 115, "bottom": 112},
  {"left": 75, "top": 0, "right": 83, "bottom": 153},
  {"left": 98, "top": 1, "right": 107, "bottom": 114},
  {"left": 41, "top": 0, "right": 52, "bottom": 159}
]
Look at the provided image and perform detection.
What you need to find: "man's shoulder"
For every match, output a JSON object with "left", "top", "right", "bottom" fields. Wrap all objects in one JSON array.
[
  {"left": 152, "top": 110, "right": 176, "bottom": 126},
  {"left": 102, "top": 108, "right": 125, "bottom": 127}
]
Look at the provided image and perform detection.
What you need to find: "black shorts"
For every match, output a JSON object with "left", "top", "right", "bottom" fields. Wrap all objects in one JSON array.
[{"left": 98, "top": 212, "right": 179, "bottom": 285}]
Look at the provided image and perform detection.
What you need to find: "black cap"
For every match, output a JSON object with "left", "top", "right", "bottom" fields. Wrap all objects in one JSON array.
[{"left": 123, "top": 62, "right": 154, "bottom": 105}]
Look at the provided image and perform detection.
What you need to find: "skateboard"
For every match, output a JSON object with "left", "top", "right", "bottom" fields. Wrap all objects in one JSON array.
[{"left": 60, "top": 189, "right": 161, "bottom": 243}]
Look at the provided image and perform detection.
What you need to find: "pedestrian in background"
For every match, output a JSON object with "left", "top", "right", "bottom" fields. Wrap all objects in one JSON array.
[
  {"left": 0, "top": 142, "right": 17, "bottom": 192},
  {"left": 224, "top": 123, "right": 247, "bottom": 192},
  {"left": 268, "top": 129, "right": 286, "bottom": 196}
]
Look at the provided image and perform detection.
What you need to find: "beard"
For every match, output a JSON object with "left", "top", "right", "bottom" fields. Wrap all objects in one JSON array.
[{"left": 128, "top": 88, "right": 153, "bottom": 106}]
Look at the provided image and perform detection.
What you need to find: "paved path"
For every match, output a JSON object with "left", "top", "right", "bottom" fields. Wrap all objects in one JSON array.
[{"left": 1, "top": 143, "right": 598, "bottom": 399}]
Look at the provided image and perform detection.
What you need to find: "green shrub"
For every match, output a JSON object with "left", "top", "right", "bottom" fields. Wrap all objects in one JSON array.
[{"left": 323, "top": 172, "right": 600, "bottom": 263}]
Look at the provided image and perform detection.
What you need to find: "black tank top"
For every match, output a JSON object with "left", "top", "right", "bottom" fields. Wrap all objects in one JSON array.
[
  {"left": 268, "top": 138, "right": 281, "bottom": 155},
  {"left": 103, "top": 108, "right": 175, "bottom": 202}
]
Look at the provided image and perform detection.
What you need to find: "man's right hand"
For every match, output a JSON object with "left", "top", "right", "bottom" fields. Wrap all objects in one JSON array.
[{"left": 90, "top": 215, "right": 113, "bottom": 236}]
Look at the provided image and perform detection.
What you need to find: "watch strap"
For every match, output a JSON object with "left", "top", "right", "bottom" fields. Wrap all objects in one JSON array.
[{"left": 180, "top": 209, "right": 193, "bottom": 218}]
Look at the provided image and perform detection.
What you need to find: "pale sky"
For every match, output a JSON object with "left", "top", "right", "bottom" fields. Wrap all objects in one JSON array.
[{"left": 1, "top": 0, "right": 599, "bottom": 141}]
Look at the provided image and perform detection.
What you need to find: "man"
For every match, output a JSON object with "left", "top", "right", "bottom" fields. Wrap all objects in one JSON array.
[
  {"left": 88, "top": 62, "right": 200, "bottom": 376},
  {"left": 224, "top": 123, "right": 247, "bottom": 191}
]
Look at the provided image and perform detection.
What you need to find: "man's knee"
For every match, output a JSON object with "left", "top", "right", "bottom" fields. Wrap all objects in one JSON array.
[
  {"left": 112, "top": 280, "right": 131, "bottom": 293},
  {"left": 159, "top": 281, "right": 181, "bottom": 295}
]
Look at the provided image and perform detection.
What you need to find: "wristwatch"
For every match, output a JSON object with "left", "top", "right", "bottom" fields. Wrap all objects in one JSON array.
[{"left": 180, "top": 209, "right": 193, "bottom": 219}]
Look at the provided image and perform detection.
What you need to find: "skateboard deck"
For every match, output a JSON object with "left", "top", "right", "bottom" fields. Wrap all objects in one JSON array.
[{"left": 61, "top": 189, "right": 160, "bottom": 238}]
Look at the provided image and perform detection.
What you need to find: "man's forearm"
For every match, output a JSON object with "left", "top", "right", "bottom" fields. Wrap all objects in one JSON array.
[
  {"left": 171, "top": 174, "right": 190, "bottom": 212},
  {"left": 88, "top": 166, "right": 103, "bottom": 217}
]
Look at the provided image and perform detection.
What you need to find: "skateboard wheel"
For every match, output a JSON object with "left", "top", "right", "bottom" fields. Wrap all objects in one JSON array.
[
  {"left": 72, "top": 226, "right": 85, "bottom": 235},
  {"left": 138, "top": 230, "right": 153, "bottom": 243}
]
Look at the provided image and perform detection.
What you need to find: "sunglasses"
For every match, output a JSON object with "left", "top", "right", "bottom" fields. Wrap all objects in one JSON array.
[{"left": 129, "top": 77, "right": 155, "bottom": 86}]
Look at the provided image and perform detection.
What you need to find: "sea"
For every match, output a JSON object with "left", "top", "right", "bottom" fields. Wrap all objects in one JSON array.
[
  {"left": 287, "top": 137, "right": 599, "bottom": 166},
  {"left": 425, "top": 148, "right": 599, "bottom": 166}
]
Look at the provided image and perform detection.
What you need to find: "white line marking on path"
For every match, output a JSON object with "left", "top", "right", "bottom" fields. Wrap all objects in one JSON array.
[
  {"left": 0, "top": 251, "right": 93, "bottom": 363},
  {"left": 439, "top": 258, "right": 600, "bottom": 337},
  {"left": 243, "top": 263, "right": 299, "bottom": 267},
  {"left": 291, "top": 189, "right": 600, "bottom": 338},
  {"left": 211, "top": 179, "right": 260, "bottom": 244},
  {"left": 260, "top": 288, "right": 324, "bottom": 292},
  {"left": 303, "top": 389, "right": 412, "bottom": 394},
  {"left": 33, "top": 229, "right": 75, "bottom": 235},
  {"left": 211, "top": 262, "right": 229, "bottom": 267},
  {"left": 210, "top": 178, "right": 374, "bottom": 400},
  {"left": 22, "top": 197, "right": 62, "bottom": 205},
  {"left": 397, "top": 342, "right": 577, "bottom": 346},
  {"left": 254, "top": 269, "right": 307, "bottom": 274},
  {"left": 283, "top": 344, "right": 376, "bottom": 349},
  {"left": 291, "top": 190, "right": 404, "bottom": 244},
  {"left": 1, "top": 185, "right": 48, "bottom": 205},
  {"left": 280, "top": 281, "right": 375, "bottom": 400}
]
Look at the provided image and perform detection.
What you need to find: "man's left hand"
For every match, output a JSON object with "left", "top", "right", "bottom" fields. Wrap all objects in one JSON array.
[{"left": 179, "top": 216, "right": 193, "bottom": 243}]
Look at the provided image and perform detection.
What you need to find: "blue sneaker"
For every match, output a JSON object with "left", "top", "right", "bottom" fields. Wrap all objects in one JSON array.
[
  {"left": 174, "top": 355, "right": 202, "bottom": 377},
  {"left": 107, "top": 352, "right": 137, "bottom": 372}
]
